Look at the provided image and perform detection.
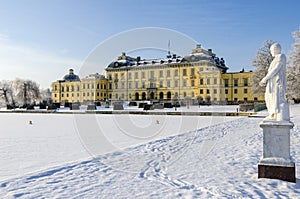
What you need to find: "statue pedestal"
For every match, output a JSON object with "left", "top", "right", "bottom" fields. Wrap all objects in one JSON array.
[{"left": 258, "top": 120, "right": 295, "bottom": 182}]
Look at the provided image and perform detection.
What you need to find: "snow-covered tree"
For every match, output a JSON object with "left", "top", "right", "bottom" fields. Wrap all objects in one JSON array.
[
  {"left": 287, "top": 28, "right": 300, "bottom": 101},
  {"left": 14, "top": 78, "right": 41, "bottom": 106},
  {"left": 252, "top": 40, "right": 276, "bottom": 96},
  {"left": 0, "top": 80, "right": 15, "bottom": 106},
  {"left": 41, "top": 88, "right": 52, "bottom": 103}
]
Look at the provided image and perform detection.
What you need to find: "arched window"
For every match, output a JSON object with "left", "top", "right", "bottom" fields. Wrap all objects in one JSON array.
[
  {"left": 167, "top": 91, "right": 171, "bottom": 99},
  {"left": 159, "top": 92, "right": 164, "bottom": 99}
]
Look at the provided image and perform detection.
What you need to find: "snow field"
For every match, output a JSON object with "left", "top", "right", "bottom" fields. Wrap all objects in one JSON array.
[{"left": 0, "top": 105, "right": 299, "bottom": 198}]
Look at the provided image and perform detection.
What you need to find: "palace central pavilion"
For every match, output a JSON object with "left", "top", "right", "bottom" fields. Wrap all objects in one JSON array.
[{"left": 51, "top": 44, "right": 264, "bottom": 105}]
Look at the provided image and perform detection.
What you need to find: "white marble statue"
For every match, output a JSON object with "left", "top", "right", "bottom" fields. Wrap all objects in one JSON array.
[{"left": 259, "top": 43, "right": 290, "bottom": 121}]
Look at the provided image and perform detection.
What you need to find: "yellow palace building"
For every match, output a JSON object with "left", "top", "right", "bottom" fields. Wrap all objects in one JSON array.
[{"left": 51, "top": 45, "right": 264, "bottom": 105}]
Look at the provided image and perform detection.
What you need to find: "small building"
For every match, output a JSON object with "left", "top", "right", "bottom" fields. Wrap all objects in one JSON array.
[{"left": 51, "top": 69, "right": 108, "bottom": 105}]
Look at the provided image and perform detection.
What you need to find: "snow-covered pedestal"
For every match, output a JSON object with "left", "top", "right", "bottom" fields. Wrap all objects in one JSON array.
[{"left": 258, "top": 120, "right": 295, "bottom": 182}]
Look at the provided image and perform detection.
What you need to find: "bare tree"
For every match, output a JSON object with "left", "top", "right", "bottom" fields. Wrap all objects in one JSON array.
[
  {"left": 287, "top": 28, "right": 300, "bottom": 101},
  {"left": 252, "top": 40, "right": 276, "bottom": 96},
  {"left": 14, "top": 78, "right": 41, "bottom": 106},
  {"left": 0, "top": 80, "right": 15, "bottom": 107},
  {"left": 41, "top": 88, "right": 52, "bottom": 103}
]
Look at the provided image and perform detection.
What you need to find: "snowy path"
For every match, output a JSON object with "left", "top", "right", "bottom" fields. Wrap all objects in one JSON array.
[{"left": 0, "top": 106, "right": 300, "bottom": 198}]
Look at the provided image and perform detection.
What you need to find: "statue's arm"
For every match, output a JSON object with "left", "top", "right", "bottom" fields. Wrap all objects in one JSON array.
[{"left": 260, "top": 62, "right": 282, "bottom": 84}]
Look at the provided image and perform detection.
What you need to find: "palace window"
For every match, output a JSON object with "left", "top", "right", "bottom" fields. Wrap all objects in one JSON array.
[
  {"left": 159, "top": 81, "right": 163, "bottom": 88},
  {"left": 159, "top": 70, "right": 163, "bottom": 78},
  {"left": 167, "top": 70, "right": 170, "bottom": 77},
  {"left": 207, "top": 78, "right": 210, "bottom": 85},
  {"left": 200, "top": 89, "right": 203, "bottom": 94},
  {"left": 214, "top": 89, "right": 217, "bottom": 94},
  {"left": 61, "top": 86, "right": 64, "bottom": 92},
  {"left": 224, "top": 79, "right": 229, "bottom": 87},
  {"left": 244, "top": 88, "right": 248, "bottom": 94},
  {"left": 234, "top": 89, "right": 238, "bottom": 94},
  {"left": 150, "top": 82, "right": 155, "bottom": 88},
  {"left": 135, "top": 82, "right": 139, "bottom": 88},
  {"left": 207, "top": 89, "right": 210, "bottom": 94},
  {"left": 214, "top": 78, "right": 217, "bottom": 84},
  {"left": 225, "top": 89, "right": 228, "bottom": 94},
  {"left": 150, "top": 71, "right": 154, "bottom": 78},
  {"left": 191, "top": 68, "right": 195, "bottom": 76},
  {"left": 175, "top": 80, "right": 178, "bottom": 87},
  {"left": 142, "top": 72, "right": 145, "bottom": 78},
  {"left": 234, "top": 79, "right": 238, "bottom": 87},
  {"left": 174, "top": 70, "right": 178, "bottom": 76},
  {"left": 183, "top": 79, "right": 187, "bottom": 87},
  {"left": 244, "top": 78, "right": 248, "bottom": 86},
  {"left": 191, "top": 80, "right": 195, "bottom": 86},
  {"left": 167, "top": 81, "right": 170, "bottom": 87},
  {"left": 183, "top": 69, "right": 187, "bottom": 76},
  {"left": 200, "top": 78, "right": 203, "bottom": 85},
  {"left": 135, "top": 72, "right": 138, "bottom": 79}
]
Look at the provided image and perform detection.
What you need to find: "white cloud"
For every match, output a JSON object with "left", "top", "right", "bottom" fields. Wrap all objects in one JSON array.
[{"left": 0, "top": 41, "right": 83, "bottom": 89}]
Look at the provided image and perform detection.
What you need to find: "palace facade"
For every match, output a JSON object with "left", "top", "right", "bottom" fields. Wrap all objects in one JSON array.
[{"left": 51, "top": 45, "right": 264, "bottom": 105}]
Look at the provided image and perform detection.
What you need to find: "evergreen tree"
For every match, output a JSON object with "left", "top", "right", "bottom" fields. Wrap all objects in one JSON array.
[
  {"left": 252, "top": 40, "right": 276, "bottom": 96},
  {"left": 287, "top": 28, "right": 300, "bottom": 101}
]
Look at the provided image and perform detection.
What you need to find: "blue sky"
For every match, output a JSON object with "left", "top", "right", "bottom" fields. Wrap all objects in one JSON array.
[{"left": 0, "top": 0, "right": 299, "bottom": 88}]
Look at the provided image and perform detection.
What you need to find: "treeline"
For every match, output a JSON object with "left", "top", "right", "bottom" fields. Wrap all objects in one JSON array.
[{"left": 0, "top": 78, "right": 51, "bottom": 109}]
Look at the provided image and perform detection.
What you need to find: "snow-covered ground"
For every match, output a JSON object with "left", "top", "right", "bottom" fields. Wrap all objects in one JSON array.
[{"left": 0, "top": 105, "right": 299, "bottom": 198}]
